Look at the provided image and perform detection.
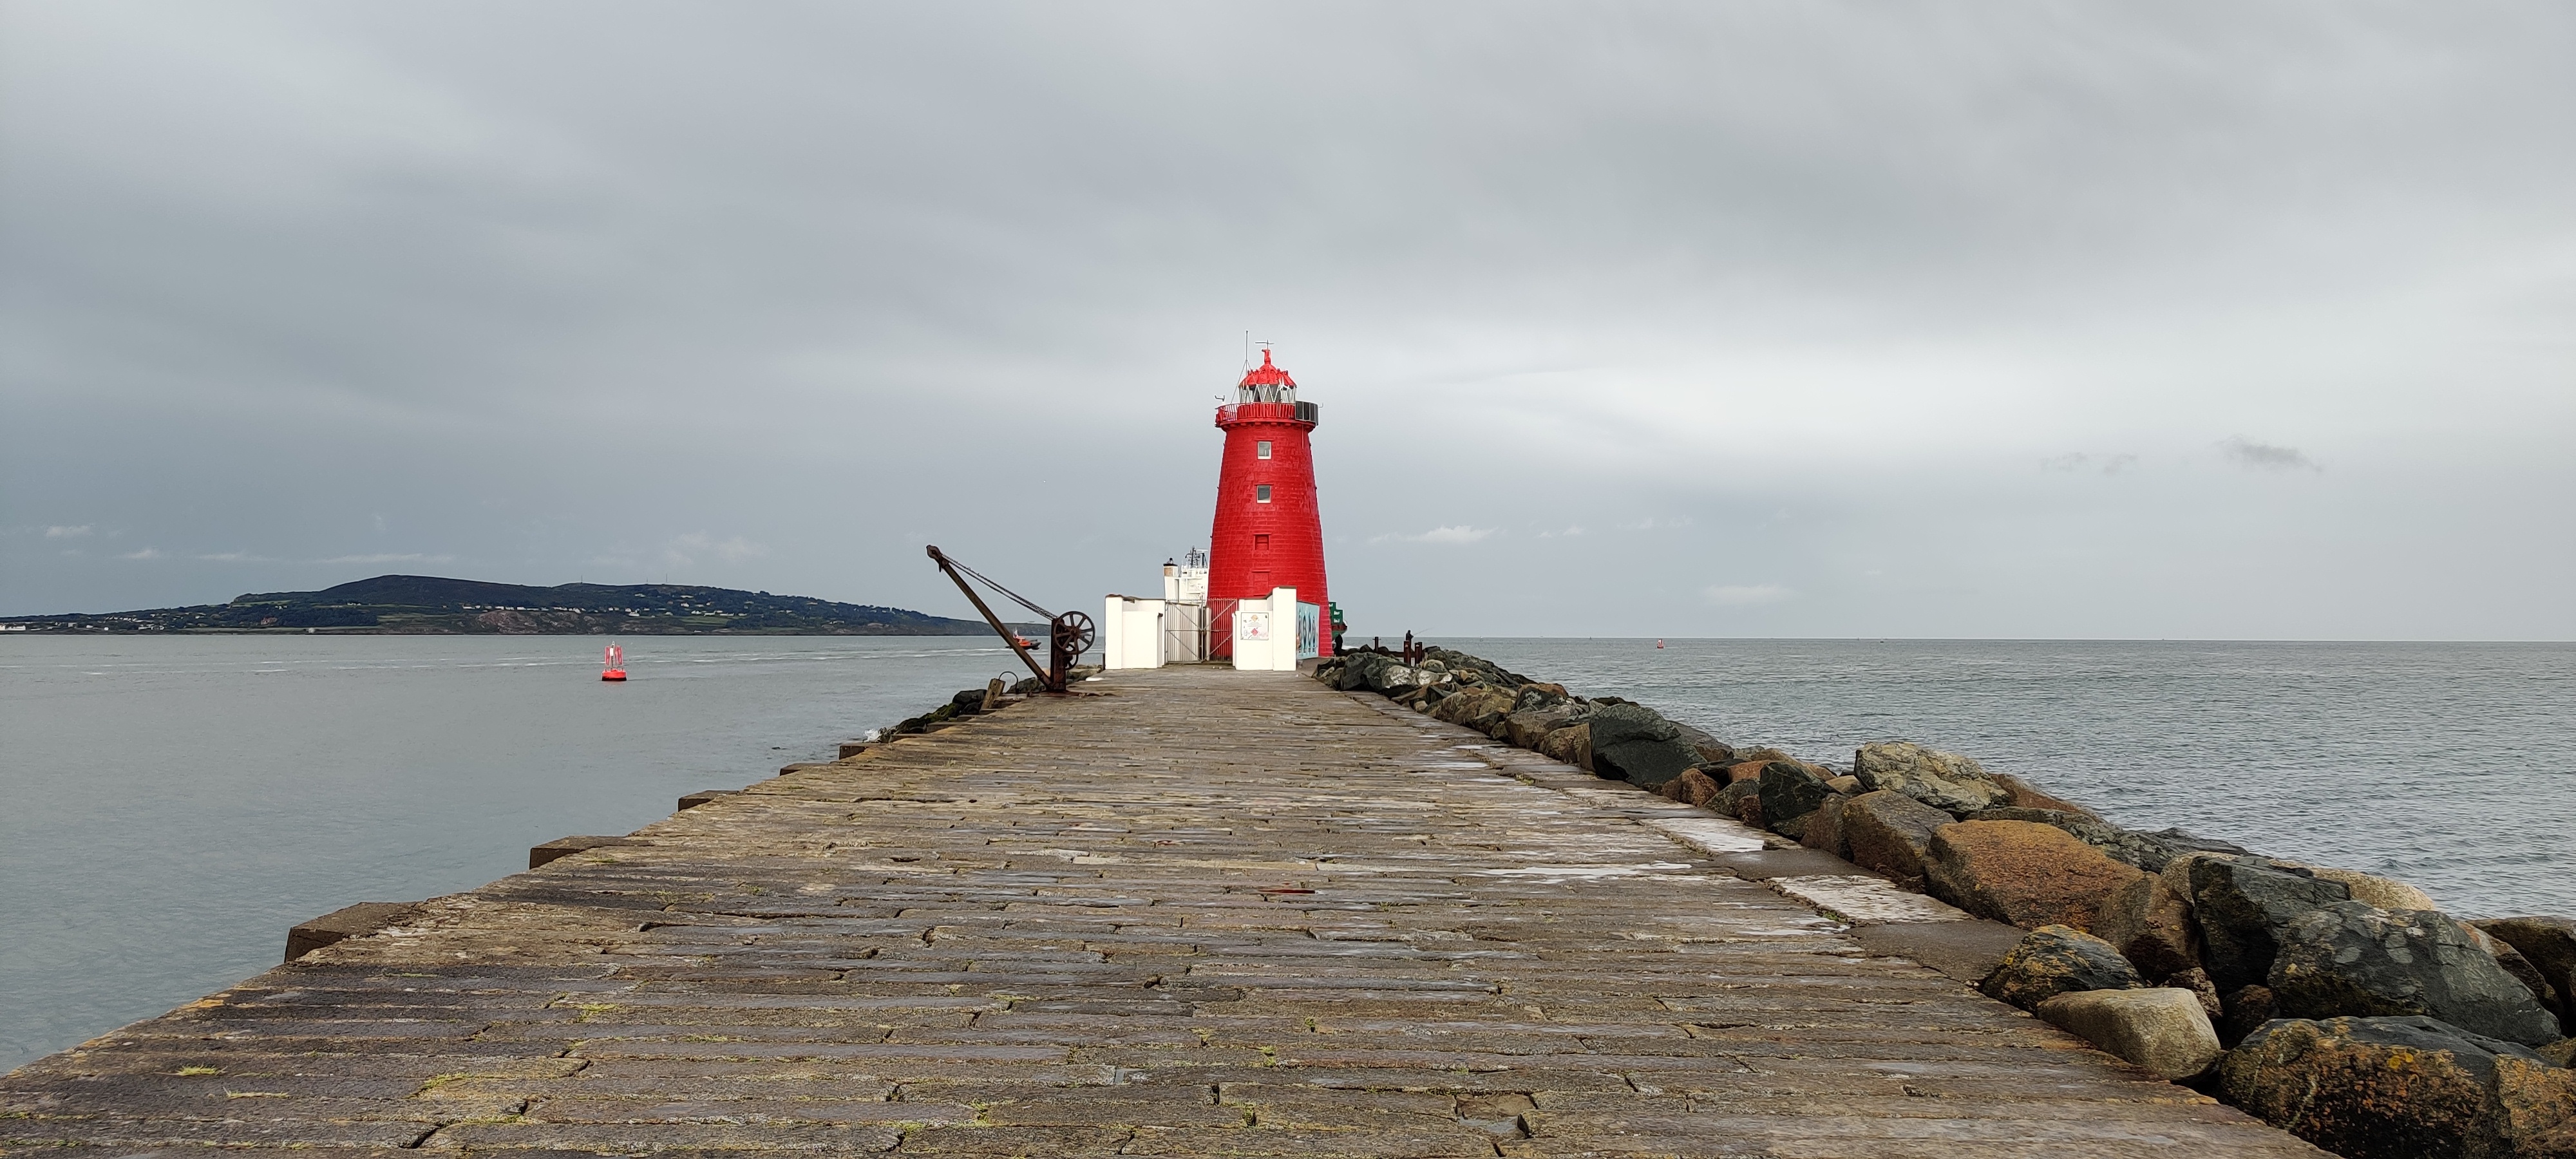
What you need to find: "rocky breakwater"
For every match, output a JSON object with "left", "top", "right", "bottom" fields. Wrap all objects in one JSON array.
[{"left": 1315, "top": 646, "right": 2576, "bottom": 1159}]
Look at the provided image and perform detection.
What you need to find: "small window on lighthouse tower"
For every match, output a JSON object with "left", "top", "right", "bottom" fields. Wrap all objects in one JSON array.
[
  {"left": 1256, "top": 485, "right": 1272, "bottom": 503},
  {"left": 1256, "top": 440, "right": 1273, "bottom": 459},
  {"left": 1255, "top": 534, "right": 1271, "bottom": 551}
]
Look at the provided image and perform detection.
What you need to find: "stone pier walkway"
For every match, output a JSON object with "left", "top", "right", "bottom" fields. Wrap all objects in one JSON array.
[{"left": 3, "top": 665, "right": 2324, "bottom": 1158}]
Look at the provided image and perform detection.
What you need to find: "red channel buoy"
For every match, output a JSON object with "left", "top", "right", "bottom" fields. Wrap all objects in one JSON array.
[
  {"left": 601, "top": 643, "right": 627, "bottom": 682},
  {"left": 1656, "top": 639, "right": 1665, "bottom": 649}
]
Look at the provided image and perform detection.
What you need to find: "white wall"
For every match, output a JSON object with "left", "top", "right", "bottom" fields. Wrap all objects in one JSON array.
[
  {"left": 1103, "top": 596, "right": 1167, "bottom": 670},
  {"left": 1230, "top": 587, "right": 1300, "bottom": 672}
]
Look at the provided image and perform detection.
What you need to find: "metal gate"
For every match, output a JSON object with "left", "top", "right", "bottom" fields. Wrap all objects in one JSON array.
[{"left": 1202, "top": 598, "right": 1239, "bottom": 662}]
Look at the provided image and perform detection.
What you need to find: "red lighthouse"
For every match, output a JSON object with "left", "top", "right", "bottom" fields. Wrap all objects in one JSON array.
[{"left": 1208, "top": 348, "right": 1331, "bottom": 656}]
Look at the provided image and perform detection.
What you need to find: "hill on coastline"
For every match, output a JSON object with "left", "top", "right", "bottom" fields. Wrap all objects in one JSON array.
[{"left": 1, "top": 574, "right": 1015, "bottom": 636}]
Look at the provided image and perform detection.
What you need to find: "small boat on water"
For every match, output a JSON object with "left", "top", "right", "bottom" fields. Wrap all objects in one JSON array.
[
  {"left": 1014, "top": 634, "right": 1037, "bottom": 650},
  {"left": 601, "top": 643, "right": 627, "bottom": 682}
]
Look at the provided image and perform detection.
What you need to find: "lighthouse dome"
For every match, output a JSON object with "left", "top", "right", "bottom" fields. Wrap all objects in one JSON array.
[{"left": 1235, "top": 348, "right": 1297, "bottom": 404}]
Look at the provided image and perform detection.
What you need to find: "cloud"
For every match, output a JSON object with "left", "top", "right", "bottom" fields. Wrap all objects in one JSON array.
[
  {"left": 1, "top": 6, "right": 2568, "bottom": 636},
  {"left": 2219, "top": 438, "right": 2322, "bottom": 472},
  {"left": 663, "top": 533, "right": 768, "bottom": 567},
  {"left": 2043, "top": 453, "right": 2139, "bottom": 475},
  {"left": 43, "top": 525, "right": 93, "bottom": 538},
  {"left": 119, "top": 548, "right": 162, "bottom": 560},
  {"left": 1703, "top": 583, "right": 1794, "bottom": 605},
  {"left": 319, "top": 552, "right": 454, "bottom": 565},
  {"left": 1620, "top": 516, "right": 1694, "bottom": 531},
  {"left": 1535, "top": 525, "right": 1586, "bottom": 538},
  {"left": 1371, "top": 525, "right": 1496, "bottom": 545},
  {"left": 194, "top": 551, "right": 276, "bottom": 562}
]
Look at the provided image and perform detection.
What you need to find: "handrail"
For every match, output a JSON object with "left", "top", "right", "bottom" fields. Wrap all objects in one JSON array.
[{"left": 1215, "top": 401, "right": 1321, "bottom": 426}]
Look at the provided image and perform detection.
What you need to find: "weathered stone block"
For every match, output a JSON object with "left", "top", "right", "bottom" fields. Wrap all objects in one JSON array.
[
  {"left": 2217, "top": 1015, "right": 2576, "bottom": 1159},
  {"left": 1504, "top": 705, "right": 1581, "bottom": 749},
  {"left": 1657, "top": 768, "right": 1724, "bottom": 809},
  {"left": 1756, "top": 761, "right": 1834, "bottom": 827},
  {"left": 2035, "top": 987, "right": 2222, "bottom": 1080},
  {"left": 1799, "top": 795, "right": 1852, "bottom": 858},
  {"left": 285, "top": 901, "right": 421, "bottom": 963},
  {"left": 1584, "top": 702, "right": 1681, "bottom": 749},
  {"left": 2093, "top": 869, "right": 2201, "bottom": 980},
  {"left": 1594, "top": 736, "right": 1703, "bottom": 789},
  {"left": 2270, "top": 901, "right": 2564, "bottom": 1047},
  {"left": 1852, "top": 740, "right": 2011, "bottom": 815},
  {"left": 1536, "top": 723, "right": 1591, "bottom": 769},
  {"left": 1841, "top": 790, "right": 1954, "bottom": 891},
  {"left": 1924, "top": 820, "right": 2146, "bottom": 932},
  {"left": 1980, "top": 925, "right": 2143, "bottom": 1011},
  {"left": 2187, "top": 854, "right": 2353, "bottom": 992},
  {"left": 2479, "top": 916, "right": 2576, "bottom": 1023},
  {"left": 1993, "top": 772, "right": 2097, "bottom": 816},
  {"left": 529, "top": 835, "right": 636, "bottom": 869},
  {"left": 1712, "top": 778, "right": 1761, "bottom": 824},
  {"left": 2302, "top": 866, "right": 2439, "bottom": 912}
]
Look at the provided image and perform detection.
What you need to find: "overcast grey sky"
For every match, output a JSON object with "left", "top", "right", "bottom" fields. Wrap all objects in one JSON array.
[{"left": 4, "top": 1, "right": 2570, "bottom": 638}]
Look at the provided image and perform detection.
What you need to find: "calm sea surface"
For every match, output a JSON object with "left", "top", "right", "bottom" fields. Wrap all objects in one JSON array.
[
  {"left": 1460, "top": 638, "right": 2573, "bottom": 923},
  {"left": 0, "top": 635, "right": 1031, "bottom": 1071},
  {"left": 2, "top": 636, "right": 2569, "bottom": 1071}
]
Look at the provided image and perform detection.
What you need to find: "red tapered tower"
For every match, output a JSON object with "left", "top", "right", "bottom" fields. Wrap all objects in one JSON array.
[{"left": 1208, "top": 348, "right": 1331, "bottom": 655}]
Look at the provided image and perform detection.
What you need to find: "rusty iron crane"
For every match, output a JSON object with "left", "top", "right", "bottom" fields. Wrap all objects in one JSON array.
[{"left": 925, "top": 545, "right": 1095, "bottom": 693}]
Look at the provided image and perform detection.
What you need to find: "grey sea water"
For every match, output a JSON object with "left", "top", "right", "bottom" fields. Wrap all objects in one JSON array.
[
  {"left": 0, "top": 635, "right": 1030, "bottom": 1071},
  {"left": 1, "top": 636, "right": 2568, "bottom": 1071},
  {"left": 1460, "top": 638, "right": 2574, "bottom": 922}
]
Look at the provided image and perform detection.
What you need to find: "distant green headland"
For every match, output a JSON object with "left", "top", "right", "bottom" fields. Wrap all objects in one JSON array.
[{"left": 1, "top": 574, "right": 1016, "bottom": 636}]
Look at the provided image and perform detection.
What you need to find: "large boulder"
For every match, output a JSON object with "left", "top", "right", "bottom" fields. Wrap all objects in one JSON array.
[
  {"left": 1967, "top": 805, "right": 2126, "bottom": 847},
  {"left": 1594, "top": 735, "right": 1705, "bottom": 790},
  {"left": 1964, "top": 806, "right": 2159, "bottom": 871},
  {"left": 1853, "top": 740, "right": 2011, "bottom": 815},
  {"left": 1712, "top": 778, "right": 1761, "bottom": 822},
  {"left": 1504, "top": 704, "right": 1583, "bottom": 749},
  {"left": 2094, "top": 869, "right": 2202, "bottom": 981},
  {"left": 1799, "top": 794, "right": 1852, "bottom": 858},
  {"left": 1537, "top": 724, "right": 1591, "bottom": 769},
  {"left": 2269, "top": 901, "right": 2564, "bottom": 1048},
  {"left": 1511, "top": 683, "right": 1571, "bottom": 711},
  {"left": 2488, "top": 943, "right": 2562, "bottom": 1029},
  {"left": 1658, "top": 768, "right": 1725, "bottom": 809},
  {"left": 1664, "top": 720, "right": 1736, "bottom": 767},
  {"left": 1924, "top": 820, "right": 2148, "bottom": 933},
  {"left": 1980, "top": 925, "right": 2144, "bottom": 1010},
  {"left": 2303, "top": 867, "right": 2441, "bottom": 912},
  {"left": 2479, "top": 917, "right": 2576, "bottom": 1024},
  {"left": 2188, "top": 854, "right": 2354, "bottom": 992},
  {"left": 1332, "top": 654, "right": 1380, "bottom": 691},
  {"left": 1585, "top": 702, "right": 1681, "bottom": 748},
  {"left": 2221, "top": 984, "right": 2280, "bottom": 1048},
  {"left": 1841, "top": 790, "right": 1956, "bottom": 891},
  {"left": 2036, "top": 987, "right": 2223, "bottom": 1080},
  {"left": 1431, "top": 686, "right": 1516, "bottom": 732},
  {"left": 1577, "top": 702, "right": 1703, "bottom": 789},
  {"left": 2137, "top": 827, "right": 2251, "bottom": 860},
  {"left": 1993, "top": 772, "right": 2099, "bottom": 816},
  {"left": 1757, "top": 761, "right": 1836, "bottom": 828},
  {"left": 2217, "top": 1015, "right": 2576, "bottom": 1159}
]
